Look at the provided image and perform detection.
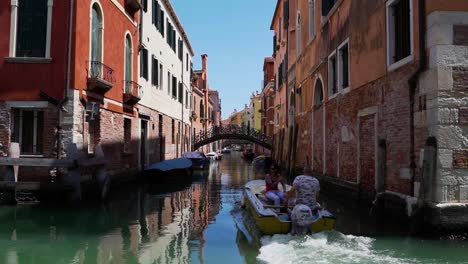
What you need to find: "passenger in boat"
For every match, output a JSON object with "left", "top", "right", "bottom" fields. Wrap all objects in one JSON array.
[
  {"left": 264, "top": 165, "right": 286, "bottom": 207},
  {"left": 284, "top": 166, "right": 320, "bottom": 211}
]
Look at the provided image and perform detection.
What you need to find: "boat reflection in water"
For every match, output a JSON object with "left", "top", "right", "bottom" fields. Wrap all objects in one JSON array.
[{"left": 0, "top": 167, "right": 221, "bottom": 264}]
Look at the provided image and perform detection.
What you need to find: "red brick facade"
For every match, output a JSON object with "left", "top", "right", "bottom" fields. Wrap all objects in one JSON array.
[{"left": 266, "top": 0, "right": 468, "bottom": 217}]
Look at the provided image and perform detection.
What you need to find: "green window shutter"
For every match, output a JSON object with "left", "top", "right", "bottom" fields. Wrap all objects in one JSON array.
[
  {"left": 142, "top": 49, "right": 148, "bottom": 80},
  {"left": 151, "top": 56, "right": 155, "bottom": 85},
  {"left": 155, "top": 2, "right": 160, "bottom": 29},
  {"left": 152, "top": 0, "right": 156, "bottom": 24},
  {"left": 178, "top": 82, "right": 183, "bottom": 103},
  {"left": 161, "top": 11, "right": 165, "bottom": 37},
  {"left": 155, "top": 58, "right": 159, "bottom": 85},
  {"left": 166, "top": 20, "right": 170, "bottom": 44}
]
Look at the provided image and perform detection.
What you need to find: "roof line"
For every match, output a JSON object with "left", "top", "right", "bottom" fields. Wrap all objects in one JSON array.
[
  {"left": 162, "top": 0, "right": 195, "bottom": 56},
  {"left": 270, "top": 0, "right": 282, "bottom": 30}
]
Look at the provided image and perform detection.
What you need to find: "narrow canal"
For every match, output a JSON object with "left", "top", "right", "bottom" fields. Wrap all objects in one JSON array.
[{"left": 0, "top": 152, "right": 467, "bottom": 263}]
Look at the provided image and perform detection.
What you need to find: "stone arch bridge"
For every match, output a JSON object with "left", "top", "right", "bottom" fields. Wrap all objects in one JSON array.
[{"left": 193, "top": 125, "right": 272, "bottom": 150}]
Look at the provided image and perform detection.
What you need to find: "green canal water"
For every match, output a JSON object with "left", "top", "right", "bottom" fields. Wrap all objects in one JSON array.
[{"left": 0, "top": 152, "right": 467, "bottom": 264}]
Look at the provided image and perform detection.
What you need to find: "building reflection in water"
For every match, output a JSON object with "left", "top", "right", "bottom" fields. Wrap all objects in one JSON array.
[{"left": 0, "top": 165, "right": 223, "bottom": 264}]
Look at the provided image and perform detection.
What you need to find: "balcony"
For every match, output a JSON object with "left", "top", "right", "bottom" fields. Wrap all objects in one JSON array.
[
  {"left": 190, "top": 111, "right": 198, "bottom": 121},
  {"left": 87, "top": 61, "right": 114, "bottom": 93},
  {"left": 123, "top": 80, "right": 142, "bottom": 104},
  {"left": 125, "top": 0, "right": 142, "bottom": 16}
]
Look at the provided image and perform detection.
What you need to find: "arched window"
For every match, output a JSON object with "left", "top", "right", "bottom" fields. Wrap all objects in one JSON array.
[
  {"left": 91, "top": 3, "right": 103, "bottom": 62},
  {"left": 124, "top": 34, "right": 132, "bottom": 82},
  {"left": 124, "top": 34, "right": 133, "bottom": 94},
  {"left": 308, "top": 0, "right": 315, "bottom": 39},
  {"left": 313, "top": 78, "right": 324, "bottom": 106},
  {"left": 297, "top": 12, "right": 302, "bottom": 56}
]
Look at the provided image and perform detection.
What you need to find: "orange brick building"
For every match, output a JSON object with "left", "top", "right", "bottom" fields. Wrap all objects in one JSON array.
[{"left": 267, "top": 0, "right": 468, "bottom": 230}]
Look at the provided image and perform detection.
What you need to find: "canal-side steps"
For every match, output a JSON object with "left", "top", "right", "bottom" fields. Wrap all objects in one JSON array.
[{"left": 0, "top": 143, "right": 109, "bottom": 205}]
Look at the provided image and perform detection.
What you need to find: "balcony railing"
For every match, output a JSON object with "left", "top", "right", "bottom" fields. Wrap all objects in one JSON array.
[
  {"left": 87, "top": 61, "right": 114, "bottom": 92},
  {"left": 125, "top": 0, "right": 142, "bottom": 16},
  {"left": 123, "top": 80, "right": 142, "bottom": 104}
]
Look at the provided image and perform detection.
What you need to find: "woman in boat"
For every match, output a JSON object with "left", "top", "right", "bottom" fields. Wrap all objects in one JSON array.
[
  {"left": 264, "top": 165, "right": 286, "bottom": 207},
  {"left": 284, "top": 166, "right": 320, "bottom": 211}
]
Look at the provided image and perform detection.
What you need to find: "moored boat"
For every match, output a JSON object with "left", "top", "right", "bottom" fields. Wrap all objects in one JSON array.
[
  {"left": 182, "top": 152, "right": 210, "bottom": 170},
  {"left": 243, "top": 180, "right": 336, "bottom": 235},
  {"left": 143, "top": 158, "right": 193, "bottom": 183},
  {"left": 242, "top": 149, "right": 255, "bottom": 160}
]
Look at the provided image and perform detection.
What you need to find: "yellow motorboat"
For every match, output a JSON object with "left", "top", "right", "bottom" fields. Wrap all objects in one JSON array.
[{"left": 243, "top": 180, "right": 336, "bottom": 235}]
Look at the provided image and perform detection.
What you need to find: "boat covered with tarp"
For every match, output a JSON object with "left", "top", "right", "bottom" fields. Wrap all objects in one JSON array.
[
  {"left": 182, "top": 152, "right": 210, "bottom": 170},
  {"left": 143, "top": 158, "right": 193, "bottom": 183}
]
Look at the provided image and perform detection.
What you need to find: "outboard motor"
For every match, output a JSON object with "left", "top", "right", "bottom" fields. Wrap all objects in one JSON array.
[{"left": 290, "top": 204, "right": 314, "bottom": 235}]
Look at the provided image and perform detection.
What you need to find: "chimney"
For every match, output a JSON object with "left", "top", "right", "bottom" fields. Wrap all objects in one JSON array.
[{"left": 201, "top": 54, "right": 208, "bottom": 71}]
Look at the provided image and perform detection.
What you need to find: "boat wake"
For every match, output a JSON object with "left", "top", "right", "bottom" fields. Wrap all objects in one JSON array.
[{"left": 257, "top": 231, "right": 420, "bottom": 264}]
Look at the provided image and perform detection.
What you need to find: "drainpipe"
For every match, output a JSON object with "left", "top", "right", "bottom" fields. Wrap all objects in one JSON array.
[
  {"left": 57, "top": 0, "right": 74, "bottom": 159},
  {"left": 408, "top": 0, "right": 426, "bottom": 196}
]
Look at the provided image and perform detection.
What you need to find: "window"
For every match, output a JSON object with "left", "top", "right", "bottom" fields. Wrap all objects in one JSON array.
[
  {"left": 141, "top": 48, "right": 148, "bottom": 80},
  {"left": 185, "top": 91, "right": 188, "bottom": 107},
  {"left": 338, "top": 41, "right": 350, "bottom": 90},
  {"left": 178, "top": 83, "right": 183, "bottom": 103},
  {"left": 12, "top": 109, "right": 44, "bottom": 155},
  {"left": 328, "top": 51, "right": 337, "bottom": 96},
  {"left": 124, "top": 35, "right": 133, "bottom": 92},
  {"left": 322, "top": 0, "right": 337, "bottom": 17},
  {"left": 178, "top": 39, "right": 183, "bottom": 61},
  {"left": 309, "top": 0, "right": 315, "bottom": 40},
  {"left": 91, "top": 3, "right": 103, "bottom": 63},
  {"left": 160, "top": 9, "right": 165, "bottom": 37},
  {"left": 200, "top": 100, "right": 204, "bottom": 118},
  {"left": 171, "top": 119, "right": 175, "bottom": 144},
  {"left": 172, "top": 76, "right": 177, "bottom": 98},
  {"left": 202, "top": 79, "right": 207, "bottom": 90},
  {"left": 167, "top": 71, "right": 171, "bottom": 94},
  {"left": 152, "top": 0, "right": 157, "bottom": 25},
  {"left": 297, "top": 87, "right": 302, "bottom": 113},
  {"left": 124, "top": 118, "right": 131, "bottom": 152},
  {"left": 297, "top": 12, "right": 302, "bottom": 56},
  {"left": 142, "top": 0, "right": 147, "bottom": 12},
  {"left": 151, "top": 56, "right": 158, "bottom": 86},
  {"left": 159, "top": 64, "right": 163, "bottom": 89},
  {"left": 10, "top": 0, "right": 52, "bottom": 58},
  {"left": 166, "top": 20, "right": 176, "bottom": 51},
  {"left": 387, "top": 0, "right": 412, "bottom": 69},
  {"left": 186, "top": 53, "right": 188, "bottom": 71},
  {"left": 313, "top": 78, "right": 324, "bottom": 106}
]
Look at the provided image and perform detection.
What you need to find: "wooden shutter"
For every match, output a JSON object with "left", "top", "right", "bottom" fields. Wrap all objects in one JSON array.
[
  {"left": 155, "top": 58, "right": 159, "bottom": 85},
  {"left": 178, "top": 82, "right": 183, "bottom": 103},
  {"left": 151, "top": 56, "right": 156, "bottom": 85},
  {"left": 161, "top": 11, "right": 165, "bottom": 36},
  {"left": 152, "top": 0, "right": 156, "bottom": 24},
  {"left": 155, "top": 2, "right": 160, "bottom": 30},
  {"left": 273, "top": 35, "right": 277, "bottom": 54},
  {"left": 142, "top": 49, "right": 148, "bottom": 80},
  {"left": 283, "top": 1, "right": 289, "bottom": 29}
]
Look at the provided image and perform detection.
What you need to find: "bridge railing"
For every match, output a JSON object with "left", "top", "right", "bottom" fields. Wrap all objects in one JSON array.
[{"left": 193, "top": 125, "right": 272, "bottom": 149}]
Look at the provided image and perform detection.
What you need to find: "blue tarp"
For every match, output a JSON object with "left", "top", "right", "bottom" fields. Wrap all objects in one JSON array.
[
  {"left": 182, "top": 152, "right": 206, "bottom": 159},
  {"left": 145, "top": 158, "right": 193, "bottom": 172}
]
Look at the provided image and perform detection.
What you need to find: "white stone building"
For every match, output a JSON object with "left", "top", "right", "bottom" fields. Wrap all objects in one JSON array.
[{"left": 138, "top": 0, "right": 194, "bottom": 161}]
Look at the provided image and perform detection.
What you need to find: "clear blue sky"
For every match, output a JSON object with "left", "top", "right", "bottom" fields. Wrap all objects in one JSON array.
[{"left": 171, "top": 0, "right": 275, "bottom": 120}]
